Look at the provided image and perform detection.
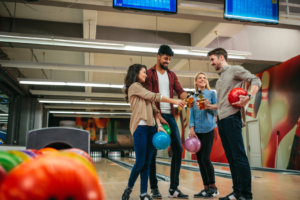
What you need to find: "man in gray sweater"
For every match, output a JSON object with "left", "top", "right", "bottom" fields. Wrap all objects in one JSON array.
[{"left": 204, "top": 48, "right": 261, "bottom": 200}]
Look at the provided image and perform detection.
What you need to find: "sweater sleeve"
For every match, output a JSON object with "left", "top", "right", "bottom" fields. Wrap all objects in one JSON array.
[
  {"left": 233, "top": 66, "right": 262, "bottom": 88},
  {"left": 129, "top": 83, "right": 161, "bottom": 102}
]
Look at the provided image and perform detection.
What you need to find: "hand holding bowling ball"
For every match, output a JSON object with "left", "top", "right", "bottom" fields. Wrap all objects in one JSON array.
[
  {"left": 152, "top": 131, "right": 171, "bottom": 150},
  {"left": 228, "top": 87, "right": 248, "bottom": 108},
  {"left": 157, "top": 126, "right": 167, "bottom": 134},
  {"left": 184, "top": 137, "right": 201, "bottom": 154},
  {"left": 188, "top": 129, "right": 198, "bottom": 139},
  {"left": 162, "top": 124, "right": 171, "bottom": 136}
]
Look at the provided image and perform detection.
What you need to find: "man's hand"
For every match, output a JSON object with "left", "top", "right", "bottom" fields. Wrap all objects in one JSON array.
[
  {"left": 159, "top": 116, "right": 169, "bottom": 127},
  {"left": 232, "top": 95, "right": 250, "bottom": 107}
]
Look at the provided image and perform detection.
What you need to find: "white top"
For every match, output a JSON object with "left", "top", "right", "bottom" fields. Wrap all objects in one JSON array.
[{"left": 157, "top": 70, "right": 171, "bottom": 114}]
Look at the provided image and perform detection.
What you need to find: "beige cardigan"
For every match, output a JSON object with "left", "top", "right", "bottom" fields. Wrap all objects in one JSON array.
[{"left": 128, "top": 82, "right": 161, "bottom": 134}]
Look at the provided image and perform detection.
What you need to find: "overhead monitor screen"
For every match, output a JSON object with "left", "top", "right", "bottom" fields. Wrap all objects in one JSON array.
[
  {"left": 113, "top": 0, "right": 177, "bottom": 14},
  {"left": 224, "top": 0, "right": 279, "bottom": 24}
]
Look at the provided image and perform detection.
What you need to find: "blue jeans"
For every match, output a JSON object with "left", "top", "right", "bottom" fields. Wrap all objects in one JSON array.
[
  {"left": 218, "top": 111, "right": 252, "bottom": 199},
  {"left": 149, "top": 114, "right": 183, "bottom": 190},
  {"left": 128, "top": 125, "right": 156, "bottom": 193}
]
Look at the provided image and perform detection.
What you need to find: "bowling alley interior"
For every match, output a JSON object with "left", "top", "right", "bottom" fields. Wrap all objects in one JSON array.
[{"left": 0, "top": 0, "right": 300, "bottom": 200}]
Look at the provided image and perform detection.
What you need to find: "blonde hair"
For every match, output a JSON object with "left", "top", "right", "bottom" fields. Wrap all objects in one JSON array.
[{"left": 194, "top": 72, "right": 211, "bottom": 92}]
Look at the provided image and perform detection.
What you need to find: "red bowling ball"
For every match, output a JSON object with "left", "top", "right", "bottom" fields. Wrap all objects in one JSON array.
[{"left": 228, "top": 87, "right": 248, "bottom": 108}]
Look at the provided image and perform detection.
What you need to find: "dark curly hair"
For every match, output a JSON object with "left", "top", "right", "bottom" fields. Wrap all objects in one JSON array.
[
  {"left": 158, "top": 44, "right": 174, "bottom": 57},
  {"left": 124, "top": 64, "right": 148, "bottom": 102}
]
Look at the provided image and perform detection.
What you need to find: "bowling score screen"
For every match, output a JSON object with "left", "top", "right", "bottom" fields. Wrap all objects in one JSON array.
[
  {"left": 224, "top": 0, "right": 279, "bottom": 24},
  {"left": 113, "top": 0, "right": 177, "bottom": 14}
]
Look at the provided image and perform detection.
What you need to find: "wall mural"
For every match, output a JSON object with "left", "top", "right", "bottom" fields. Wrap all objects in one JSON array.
[{"left": 163, "top": 55, "right": 300, "bottom": 171}]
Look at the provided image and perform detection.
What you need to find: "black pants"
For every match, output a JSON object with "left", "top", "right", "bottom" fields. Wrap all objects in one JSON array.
[
  {"left": 196, "top": 129, "right": 215, "bottom": 186},
  {"left": 218, "top": 112, "right": 252, "bottom": 199},
  {"left": 149, "top": 114, "right": 183, "bottom": 190}
]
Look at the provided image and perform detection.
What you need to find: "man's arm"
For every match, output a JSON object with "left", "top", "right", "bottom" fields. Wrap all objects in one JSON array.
[
  {"left": 232, "top": 66, "right": 261, "bottom": 107},
  {"left": 179, "top": 92, "right": 188, "bottom": 100}
]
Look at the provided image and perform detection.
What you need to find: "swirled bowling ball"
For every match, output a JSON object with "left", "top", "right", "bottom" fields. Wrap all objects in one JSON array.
[
  {"left": 152, "top": 131, "right": 171, "bottom": 150},
  {"left": 0, "top": 155, "right": 105, "bottom": 200},
  {"left": 7, "top": 150, "right": 32, "bottom": 162},
  {"left": 228, "top": 87, "right": 247, "bottom": 108},
  {"left": 184, "top": 137, "right": 201, "bottom": 154},
  {"left": 162, "top": 124, "right": 171, "bottom": 136},
  {"left": 27, "top": 149, "right": 43, "bottom": 157},
  {"left": 0, "top": 151, "right": 22, "bottom": 172},
  {"left": 63, "top": 148, "right": 93, "bottom": 165}
]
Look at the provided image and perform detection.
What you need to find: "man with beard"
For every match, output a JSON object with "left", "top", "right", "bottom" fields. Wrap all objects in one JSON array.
[
  {"left": 145, "top": 45, "right": 189, "bottom": 199},
  {"left": 205, "top": 48, "right": 261, "bottom": 200}
]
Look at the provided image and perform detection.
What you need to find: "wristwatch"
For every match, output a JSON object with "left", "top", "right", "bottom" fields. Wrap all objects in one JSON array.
[
  {"left": 247, "top": 94, "right": 253, "bottom": 100},
  {"left": 157, "top": 124, "right": 162, "bottom": 127}
]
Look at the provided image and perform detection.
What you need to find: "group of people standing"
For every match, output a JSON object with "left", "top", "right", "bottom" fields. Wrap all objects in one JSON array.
[{"left": 122, "top": 45, "right": 261, "bottom": 200}]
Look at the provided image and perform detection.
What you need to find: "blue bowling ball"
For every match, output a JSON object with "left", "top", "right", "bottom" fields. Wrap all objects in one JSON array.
[{"left": 152, "top": 131, "right": 171, "bottom": 150}]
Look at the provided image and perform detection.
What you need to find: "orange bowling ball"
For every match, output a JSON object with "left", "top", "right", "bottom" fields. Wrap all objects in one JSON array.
[
  {"left": 39, "top": 147, "right": 59, "bottom": 155},
  {"left": 0, "top": 155, "right": 105, "bottom": 200}
]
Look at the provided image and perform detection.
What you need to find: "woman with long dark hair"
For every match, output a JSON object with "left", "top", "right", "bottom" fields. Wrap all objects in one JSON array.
[{"left": 121, "top": 64, "right": 186, "bottom": 200}]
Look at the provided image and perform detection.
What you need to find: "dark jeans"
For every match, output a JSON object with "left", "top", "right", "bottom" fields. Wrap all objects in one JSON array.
[
  {"left": 195, "top": 129, "right": 215, "bottom": 186},
  {"left": 128, "top": 125, "right": 156, "bottom": 193},
  {"left": 218, "top": 111, "right": 252, "bottom": 199},
  {"left": 149, "top": 114, "right": 183, "bottom": 190}
]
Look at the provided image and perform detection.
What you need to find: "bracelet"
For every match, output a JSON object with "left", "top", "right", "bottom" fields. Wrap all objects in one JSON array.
[{"left": 157, "top": 124, "right": 162, "bottom": 127}]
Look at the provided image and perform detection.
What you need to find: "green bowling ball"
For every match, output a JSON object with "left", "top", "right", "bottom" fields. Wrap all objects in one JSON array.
[
  {"left": 162, "top": 124, "right": 171, "bottom": 136},
  {"left": 0, "top": 151, "right": 23, "bottom": 172}
]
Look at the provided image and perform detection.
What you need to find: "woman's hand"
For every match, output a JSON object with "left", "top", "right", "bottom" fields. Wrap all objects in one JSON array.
[
  {"left": 174, "top": 99, "right": 186, "bottom": 109},
  {"left": 188, "top": 129, "right": 198, "bottom": 139},
  {"left": 157, "top": 126, "right": 167, "bottom": 134}
]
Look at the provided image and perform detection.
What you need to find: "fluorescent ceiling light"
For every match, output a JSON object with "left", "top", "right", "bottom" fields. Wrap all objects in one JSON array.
[
  {"left": 38, "top": 99, "right": 130, "bottom": 106},
  {"left": 0, "top": 114, "right": 8, "bottom": 116},
  {"left": 19, "top": 80, "right": 124, "bottom": 88},
  {"left": 49, "top": 111, "right": 131, "bottom": 115},
  {"left": 0, "top": 33, "right": 251, "bottom": 59},
  {"left": 190, "top": 49, "right": 250, "bottom": 59}
]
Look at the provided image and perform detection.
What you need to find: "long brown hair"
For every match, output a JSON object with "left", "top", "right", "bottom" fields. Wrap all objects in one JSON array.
[
  {"left": 124, "top": 64, "right": 147, "bottom": 102},
  {"left": 194, "top": 72, "right": 211, "bottom": 92}
]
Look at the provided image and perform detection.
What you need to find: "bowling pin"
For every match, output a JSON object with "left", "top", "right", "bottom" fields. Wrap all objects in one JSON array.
[
  {"left": 256, "top": 72, "right": 273, "bottom": 150},
  {"left": 276, "top": 118, "right": 298, "bottom": 169},
  {"left": 181, "top": 105, "right": 191, "bottom": 160}
]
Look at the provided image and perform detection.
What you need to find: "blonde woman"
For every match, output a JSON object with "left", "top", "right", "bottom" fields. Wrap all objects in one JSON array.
[{"left": 188, "top": 72, "right": 218, "bottom": 198}]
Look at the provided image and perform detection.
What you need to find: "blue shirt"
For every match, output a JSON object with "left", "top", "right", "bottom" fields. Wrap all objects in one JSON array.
[{"left": 189, "top": 89, "right": 218, "bottom": 133}]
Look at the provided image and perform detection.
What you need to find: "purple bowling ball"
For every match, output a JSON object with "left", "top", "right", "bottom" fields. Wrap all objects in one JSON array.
[
  {"left": 21, "top": 150, "right": 38, "bottom": 158},
  {"left": 184, "top": 137, "right": 201, "bottom": 154}
]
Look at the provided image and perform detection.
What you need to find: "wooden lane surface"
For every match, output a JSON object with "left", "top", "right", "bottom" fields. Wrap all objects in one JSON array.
[{"left": 100, "top": 158, "right": 300, "bottom": 200}]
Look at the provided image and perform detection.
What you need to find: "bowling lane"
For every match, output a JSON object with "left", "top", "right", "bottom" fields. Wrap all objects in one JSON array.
[
  {"left": 116, "top": 157, "right": 300, "bottom": 200},
  {"left": 116, "top": 157, "right": 235, "bottom": 199}
]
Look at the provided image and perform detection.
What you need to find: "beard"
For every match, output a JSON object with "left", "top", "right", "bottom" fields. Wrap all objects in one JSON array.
[{"left": 160, "top": 63, "right": 168, "bottom": 70}]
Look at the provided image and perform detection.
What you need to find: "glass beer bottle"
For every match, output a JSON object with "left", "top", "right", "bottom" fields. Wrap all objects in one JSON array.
[
  {"left": 179, "top": 93, "right": 191, "bottom": 110},
  {"left": 196, "top": 90, "right": 206, "bottom": 110}
]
